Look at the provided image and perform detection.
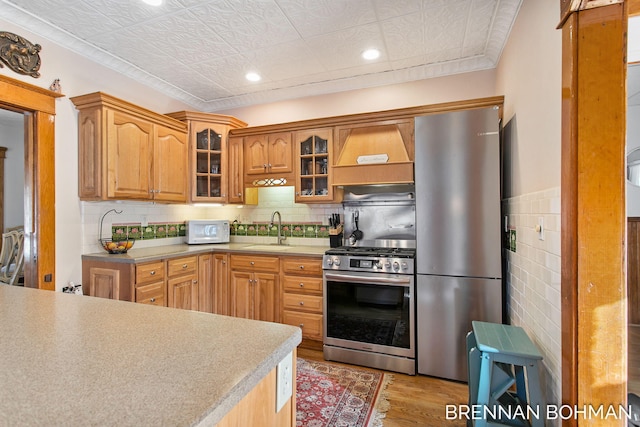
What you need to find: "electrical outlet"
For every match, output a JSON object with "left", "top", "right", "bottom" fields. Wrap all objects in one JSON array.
[{"left": 276, "top": 351, "right": 293, "bottom": 412}]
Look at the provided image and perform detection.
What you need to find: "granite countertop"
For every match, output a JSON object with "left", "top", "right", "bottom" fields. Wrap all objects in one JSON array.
[
  {"left": 0, "top": 285, "right": 301, "bottom": 426},
  {"left": 82, "top": 242, "right": 329, "bottom": 263}
]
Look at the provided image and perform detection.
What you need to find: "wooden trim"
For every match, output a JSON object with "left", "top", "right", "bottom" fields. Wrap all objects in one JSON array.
[
  {"left": 229, "top": 96, "right": 504, "bottom": 136},
  {"left": 629, "top": 218, "right": 640, "bottom": 324},
  {"left": 560, "top": 2, "right": 627, "bottom": 420},
  {"left": 0, "top": 74, "right": 62, "bottom": 115},
  {"left": 0, "top": 75, "right": 58, "bottom": 290},
  {"left": 631, "top": 0, "right": 640, "bottom": 16},
  {"left": 560, "top": 10, "right": 579, "bottom": 421}
]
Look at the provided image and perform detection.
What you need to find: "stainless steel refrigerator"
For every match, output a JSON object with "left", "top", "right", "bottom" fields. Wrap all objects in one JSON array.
[{"left": 415, "top": 107, "right": 503, "bottom": 381}]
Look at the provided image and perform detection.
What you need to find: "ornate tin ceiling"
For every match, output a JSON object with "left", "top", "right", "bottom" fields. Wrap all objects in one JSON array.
[{"left": 0, "top": 0, "right": 522, "bottom": 111}]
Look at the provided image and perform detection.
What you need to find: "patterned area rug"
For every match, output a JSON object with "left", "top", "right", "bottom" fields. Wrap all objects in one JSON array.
[{"left": 296, "top": 358, "right": 393, "bottom": 427}]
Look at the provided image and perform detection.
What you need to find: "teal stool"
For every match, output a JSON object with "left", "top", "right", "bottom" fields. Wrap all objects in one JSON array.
[{"left": 467, "top": 321, "right": 545, "bottom": 427}]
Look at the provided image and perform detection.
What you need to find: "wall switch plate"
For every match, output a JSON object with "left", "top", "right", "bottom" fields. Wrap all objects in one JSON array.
[{"left": 276, "top": 351, "right": 293, "bottom": 413}]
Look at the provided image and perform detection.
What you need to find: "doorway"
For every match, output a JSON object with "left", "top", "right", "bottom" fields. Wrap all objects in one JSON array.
[{"left": 0, "top": 74, "right": 59, "bottom": 290}]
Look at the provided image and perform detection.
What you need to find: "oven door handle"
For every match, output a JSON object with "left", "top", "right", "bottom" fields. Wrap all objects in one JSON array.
[{"left": 324, "top": 272, "right": 412, "bottom": 286}]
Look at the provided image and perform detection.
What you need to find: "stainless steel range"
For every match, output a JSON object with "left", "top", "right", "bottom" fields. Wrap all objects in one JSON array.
[{"left": 322, "top": 186, "right": 416, "bottom": 375}]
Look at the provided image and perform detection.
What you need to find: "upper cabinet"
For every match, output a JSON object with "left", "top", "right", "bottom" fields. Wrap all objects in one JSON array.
[
  {"left": 166, "top": 111, "right": 248, "bottom": 204},
  {"left": 243, "top": 132, "right": 293, "bottom": 181},
  {"left": 294, "top": 128, "right": 336, "bottom": 203},
  {"left": 71, "top": 92, "right": 189, "bottom": 203}
]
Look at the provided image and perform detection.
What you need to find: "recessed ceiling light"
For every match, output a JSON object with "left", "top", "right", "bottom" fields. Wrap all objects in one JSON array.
[
  {"left": 142, "top": 0, "right": 162, "bottom": 5},
  {"left": 362, "top": 48, "right": 380, "bottom": 60},
  {"left": 245, "top": 72, "right": 261, "bottom": 82}
]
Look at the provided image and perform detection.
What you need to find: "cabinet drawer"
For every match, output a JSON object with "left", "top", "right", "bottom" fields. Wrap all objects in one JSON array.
[
  {"left": 167, "top": 256, "right": 197, "bottom": 277},
  {"left": 136, "top": 281, "right": 165, "bottom": 306},
  {"left": 136, "top": 261, "right": 165, "bottom": 284},
  {"left": 281, "top": 257, "right": 323, "bottom": 276},
  {"left": 283, "top": 311, "right": 323, "bottom": 340},
  {"left": 282, "top": 276, "right": 323, "bottom": 294},
  {"left": 283, "top": 293, "right": 323, "bottom": 313},
  {"left": 230, "top": 255, "right": 279, "bottom": 272}
]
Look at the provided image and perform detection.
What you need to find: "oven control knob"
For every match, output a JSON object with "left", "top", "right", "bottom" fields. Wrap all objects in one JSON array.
[
  {"left": 392, "top": 261, "right": 400, "bottom": 271},
  {"left": 326, "top": 258, "right": 333, "bottom": 266},
  {"left": 384, "top": 261, "right": 391, "bottom": 269},
  {"left": 333, "top": 257, "right": 341, "bottom": 266},
  {"left": 401, "top": 261, "right": 408, "bottom": 270}
]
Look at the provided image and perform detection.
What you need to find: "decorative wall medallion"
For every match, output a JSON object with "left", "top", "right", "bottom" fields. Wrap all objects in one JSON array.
[{"left": 0, "top": 31, "right": 41, "bottom": 78}]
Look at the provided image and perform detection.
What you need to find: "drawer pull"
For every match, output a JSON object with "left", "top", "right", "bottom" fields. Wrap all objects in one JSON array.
[
  {"left": 299, "top": 282, "right": 304, "bottom": 287},
  {"left": 299, "top": 265, "right": 304, "bottom": 269},
  {"left": 150, "top": 270, "right": 156, "bottom": 276},
  {"left": 299, "top": 301, "right": 304, "bottom": 306},
  {"left": 150, "top": 298, "right": 156, "bottom": 303},
  {"left": 182, "top": 264, "right": 188, "bottom": 269},
  {"left": 250, "top": 261, "right": 255, "bottom": 265},
  {"left": 299, "top": 323, "right": 304, "bottom": 328}
]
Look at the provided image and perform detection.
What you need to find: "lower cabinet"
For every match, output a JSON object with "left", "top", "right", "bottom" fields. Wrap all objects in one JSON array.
[
  {"left": 229, "top": 254, "right": 280, "bottom": 323},
  {"left": 167, "top": 256, "right": 198, "bottom": 310},
  {"left": 213, "top": 253, "right": 229, "bottom": 315},
  {"left": 135, "top": 260, "right": 166, "bottom": 306},
  {"left": 280, "top": 257, "right": 324, "bottom": 342},
  {"left": 82, "top": 251, "right": 324, "bottom": 335}
]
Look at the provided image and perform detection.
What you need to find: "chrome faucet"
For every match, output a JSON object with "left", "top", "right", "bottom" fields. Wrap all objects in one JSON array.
[{"left": 269, "top": 210, "right": 287, "bottom": 245}]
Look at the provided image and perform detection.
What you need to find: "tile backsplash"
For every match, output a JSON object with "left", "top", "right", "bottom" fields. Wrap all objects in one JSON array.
[{"left": 82, "top": 186, "right": 341, "bottom": 253}]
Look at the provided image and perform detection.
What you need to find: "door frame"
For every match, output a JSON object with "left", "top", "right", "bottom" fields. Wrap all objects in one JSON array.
[
  {"left": 0, "top": 73, "right": 59, "bottom": 290},
  {"left": 559, "top": 0, "right": 633, "bottom": 421}
]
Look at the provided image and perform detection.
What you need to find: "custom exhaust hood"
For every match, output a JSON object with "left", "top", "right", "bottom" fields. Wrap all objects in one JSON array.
[{"left": 332, "top": 119, "right": 415, "bottom": 186}]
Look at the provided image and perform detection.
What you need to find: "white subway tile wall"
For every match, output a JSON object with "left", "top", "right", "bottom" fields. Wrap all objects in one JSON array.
[
  {"left": 502, "top": 187, "right": 561, "bottom": 421},
  {"left": 81, "top": 186, "right": 341, "bottom": 254}
]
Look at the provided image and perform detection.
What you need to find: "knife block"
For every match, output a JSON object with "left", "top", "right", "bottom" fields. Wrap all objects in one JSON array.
[{"left": 329, "top": 225, "right": 343, "bottom": 248}]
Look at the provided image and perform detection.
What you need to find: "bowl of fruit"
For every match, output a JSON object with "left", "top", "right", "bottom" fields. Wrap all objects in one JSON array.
[{"left": 99, "top": 238, "right": 135, "bottom": 254}]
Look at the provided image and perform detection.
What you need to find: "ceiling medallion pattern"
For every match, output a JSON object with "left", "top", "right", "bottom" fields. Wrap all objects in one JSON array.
[{"left": 0, "top": 31, "right": 41, "bottom": 78}]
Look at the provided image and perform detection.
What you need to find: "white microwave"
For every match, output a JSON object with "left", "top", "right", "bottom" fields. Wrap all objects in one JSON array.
[{"left": 185, "top": 220, "right": 230, "bottom": 244}]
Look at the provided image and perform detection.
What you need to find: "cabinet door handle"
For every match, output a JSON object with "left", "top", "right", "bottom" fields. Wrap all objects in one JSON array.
[
  {"left": 193, "top": 279, "right": 198, "bottom": 284},
  {"left": 150, "top": 270, "right": 156, "bottom": 276},
  {"left": 299, "top": 282, "right": 304, "bottom": 288},
  {"left": 150, "top": 297, "right": 156, "bottom": 303},
  {"left": 268, "top": 163, "right": 272, "bottom": 169},
  {"left": 237, "top": 192, "right": 242, "bottom": 197},
  {"left": 299, "top": 323, "right": 304, "bottom": 328},
  {"left": 250, "top": 261, "right": 255, "bottom": 265},
  {"left": 263, "top": 163, "right": 267, "bottom": 170}
]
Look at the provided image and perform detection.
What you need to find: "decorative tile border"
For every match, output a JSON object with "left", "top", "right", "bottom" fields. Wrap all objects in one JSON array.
[
  {"left": 112, "top": 221, "right": 330, "bottom": 241},
  {"left": 231, "top": 222, "right": 327, "bottom": 239},
  {"left": 111, "top": 222, "right": 186, "bottom": 241}
]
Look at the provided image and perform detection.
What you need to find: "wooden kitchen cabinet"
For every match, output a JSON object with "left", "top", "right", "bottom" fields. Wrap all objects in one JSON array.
[
  {"left": 229, "top": 254, "right": 280, "bottom": 322},
  {"left": 167, "top": 256, "right": 198, "bottom": 310},
  {"left": 82, "top": 260, "right": 134, "bottom": 302},
  {"left": 197, "top": 253, "right": 214, "bottom": 313},
  {"left": 70, "top": 92, "right": 189, "bottom": 203},
  {"left": 243, "top": 132, "right": 293, "bottom": 182},
  {"left": 280, "top": 256, "right": 324, "bottom": 342},
  {"left": 166, "top": 111, "right": 248, "bottom": 204},
  {"left": 213, "top": 252, "right": 229, "bottom": 315},
  {"left": 135, "top": 260, "right": 166, "bottom": 307},
  {"left": 294, "top": 128, "right": 340, "bottom": 203}
]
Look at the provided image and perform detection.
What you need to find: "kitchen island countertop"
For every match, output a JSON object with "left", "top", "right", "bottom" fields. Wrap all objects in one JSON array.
[
  {"left": 0, "top": 285, "right": 301, "bottom": 426},
  {"left": 82, "top": 242, "right": 329, "bottom": 263}
]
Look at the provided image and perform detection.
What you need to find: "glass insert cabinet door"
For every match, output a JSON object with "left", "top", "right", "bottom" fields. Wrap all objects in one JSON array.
[
  {"left": 296, "top": 128, "right": 332, "bottom": 201},
  {"left": 195, "top": 128, "right": 224, "bottom": 199}
]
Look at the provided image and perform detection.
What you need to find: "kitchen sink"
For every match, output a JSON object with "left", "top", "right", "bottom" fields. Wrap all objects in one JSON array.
[{"left": 242, "top": 244, "right": 294, "bottom": 251}]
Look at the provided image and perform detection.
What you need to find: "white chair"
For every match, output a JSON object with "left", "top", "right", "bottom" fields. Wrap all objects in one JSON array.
[{"left": 0, "top": 229, "right": 24, "bottom": 286}]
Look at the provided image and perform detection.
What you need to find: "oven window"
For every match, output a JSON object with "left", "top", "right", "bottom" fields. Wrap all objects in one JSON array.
[{"left": 326, "top": 281, "right": 411, "bottom": 349}]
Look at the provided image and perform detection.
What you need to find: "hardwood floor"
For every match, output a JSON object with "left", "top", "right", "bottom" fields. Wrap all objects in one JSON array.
[
  {"left": 630, "top": 325, "right": 640, "bottom": 396},
  {"left": 297, "top": 347, "right": 469, "bottom": 426}
]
